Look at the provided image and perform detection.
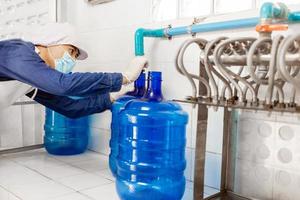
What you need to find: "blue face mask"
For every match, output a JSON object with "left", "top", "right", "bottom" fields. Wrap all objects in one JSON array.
[{"left": 55, "top": 52, "right": 76, "bottom": 73}]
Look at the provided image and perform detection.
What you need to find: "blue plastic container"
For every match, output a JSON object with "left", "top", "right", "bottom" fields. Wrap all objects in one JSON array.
[
  {"left": 109, "top": 72, "right": 146, "bottom": 176},
  {"left": 44, "top": 108, "right": 89, "bottom": 155},
  {"left": 116, "top": 71, "right": 188, "bottom": 200}
]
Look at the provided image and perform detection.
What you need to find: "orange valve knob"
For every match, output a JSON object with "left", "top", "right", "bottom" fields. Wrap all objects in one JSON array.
[{"left": 256, "top": 24, "right": 288, "bottom": 33}]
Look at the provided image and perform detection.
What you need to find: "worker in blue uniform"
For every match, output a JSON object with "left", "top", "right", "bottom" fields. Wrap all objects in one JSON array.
[{"left": 0, "top": 23, "right": 148, "bottom": 118}]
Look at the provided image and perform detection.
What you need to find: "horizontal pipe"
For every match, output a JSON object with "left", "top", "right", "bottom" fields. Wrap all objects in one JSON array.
[
  {"left": 289, "top": 11, "right": 300, "bottom": 21},
  {"left": 205, "top": 53, "right": 300, "bottom": 66},
  {"left": 167, "top": 18, "right": 259, "bottom": 37},
  {"left": 134, "top": 2, "right": 300, "bottom": 56},
  {"left": 175, "top": 99, "right": 299, "bottom": 113}
]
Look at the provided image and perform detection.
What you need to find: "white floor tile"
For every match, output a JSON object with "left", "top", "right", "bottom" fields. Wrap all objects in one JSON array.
[
  {"left": 70, "top": 155, "right": 108, "bottom": 173},
  {"left": 9, "top": 180, "right": 74, "bottom": 200},
  {"left": 93, "top": 168, "right": 115, "bottom": 181},
  {"left": 0, "top": 186, "right": 20, "bottom": 200},
  {"left": 18, "top": 155, "right": 65, "bottom": 169},
  {"left": 57, "top": 172, "right": 112, "bottom": 191},
  {"left": 51, "top": 151, "right": 103, "bottom": 164},
  {"left": 0, "top": 150, "right": 202, "bottom": 200},
  {"left": 31, "top": 163, "right": 86, "bottom": 180},
  {"left": 0, "top": 163, "right": 49, "bottom": 188},
  {"left": 80, "top": 183, "right": 119, "bottom": 200},
  {"left": 0, "top": 158, "right": 20, "bottom": 170},
  {"left": 50, "top": 192, "right": 92, "bottom": 200}
]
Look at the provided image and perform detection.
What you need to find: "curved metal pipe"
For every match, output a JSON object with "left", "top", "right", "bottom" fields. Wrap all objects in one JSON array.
[
  {"left": 265, "top": 35, "right": 284, "bottom": 105},
  {"left": 247, "top": 37, "right": 271, "bottom": 85},
  {"left": 204, "top": 37, "right": 231, "bottom": 102},
  {"left": 214, "top": 37, "right": 257, "bottom": 103},
  {"left": 278, "top": 33, "right": 300, "bottom": 91},
  {"left": 175, "top": 38, "right": 211, "bottom": 98}
]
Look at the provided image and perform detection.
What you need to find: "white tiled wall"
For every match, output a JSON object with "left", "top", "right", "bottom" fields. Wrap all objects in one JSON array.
[
  {"left": 0, "top": 100, "right": 45, "bottom": 150},
  {"left": 233, "top": 111, "right": 300, "bottom": 199}
]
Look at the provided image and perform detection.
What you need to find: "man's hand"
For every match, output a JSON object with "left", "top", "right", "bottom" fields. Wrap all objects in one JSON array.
[
  {"left": 122, "top": 56, "right": 148, "bottom": 84},
  {"left": 110, "top": 84, "right": 134, "bottom": 102}
]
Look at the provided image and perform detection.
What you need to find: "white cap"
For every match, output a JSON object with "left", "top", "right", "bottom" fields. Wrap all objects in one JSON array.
[{"left": 23, "top": 23, "right": 88, "bottom": 60}]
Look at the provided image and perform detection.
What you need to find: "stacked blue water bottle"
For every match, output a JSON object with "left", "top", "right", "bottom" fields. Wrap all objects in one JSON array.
[{"left": 44, "top": 108, "right": 89, "bottom": 155}]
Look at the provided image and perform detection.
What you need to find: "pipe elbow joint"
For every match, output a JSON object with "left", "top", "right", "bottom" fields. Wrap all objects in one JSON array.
[
  {"left": 260, "top": 2, "right": 289, "bottom": 21},
  {"left": 135, "top": 28, "right": 146, "bottom": 56},
  {"left": 260, "top": 2, "right": 275, "bottom": 20},
  {"left": 135, "top": 28, "right": 145, "bottom": 38}
]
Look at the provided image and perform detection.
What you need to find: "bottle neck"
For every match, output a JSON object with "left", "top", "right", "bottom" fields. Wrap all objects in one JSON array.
[
  {"left": 144, "top": 72, "right": 163, "bottom": 101},
  {"left": 126, "top": 72, "right": 146, "bottom": 97}
]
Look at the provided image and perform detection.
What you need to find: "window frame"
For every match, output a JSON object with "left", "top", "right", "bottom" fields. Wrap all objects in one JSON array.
[{"left": 151, "top": 0, "right": 300, "bottom": 25}]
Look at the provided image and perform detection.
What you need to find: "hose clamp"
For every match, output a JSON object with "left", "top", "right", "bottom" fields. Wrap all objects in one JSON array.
[
  {"left": 187, "top": 25, "right": 195, "bottom": 37},
  {"left": 164, "top": 24, "right": 173, "bottom": 40}
]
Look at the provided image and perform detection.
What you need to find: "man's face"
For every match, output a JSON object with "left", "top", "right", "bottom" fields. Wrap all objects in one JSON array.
[
  {"left": 48, "top": 44, "right": 79, "bottom": 61},
  {"left": 61, "top": 45, "right": 80, "bottom": 60}
]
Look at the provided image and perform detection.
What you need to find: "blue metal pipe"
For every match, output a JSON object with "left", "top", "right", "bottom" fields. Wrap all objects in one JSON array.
[
  {"left": 167, "top": 18, "right": 259, "bottom": 37},
  {"left": 134, "top": 2, "right": 300, "bottom": 56},
  {"left": 289, "top": 12, "right": 300, "bottom": 22}
]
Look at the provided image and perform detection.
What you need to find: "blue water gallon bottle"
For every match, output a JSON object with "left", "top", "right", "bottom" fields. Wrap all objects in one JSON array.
[
  {"left": 44, "top": 108, "right": 89, "bottom": 155},
  {"left": 109, "top": 72, "right": 146, "bottom": 176},
  {"left": 116, "top": 71, "right": 188, "bottom": 200}
]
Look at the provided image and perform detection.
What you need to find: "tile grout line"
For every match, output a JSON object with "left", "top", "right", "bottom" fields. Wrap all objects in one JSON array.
[
  {"left": 0, "top": 184, "right": 23, "bottom": 200},
  {"left": 0, "top": 151, "right": 112, "bottom": 198}
]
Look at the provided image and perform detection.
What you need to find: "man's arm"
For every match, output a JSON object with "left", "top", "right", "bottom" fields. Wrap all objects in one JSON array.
[
  {"left": 1, "top": 41, "right": 122, "bottom": 97},
  {"left": 26, "top": 90, "right": 112, "bottom": 118}
]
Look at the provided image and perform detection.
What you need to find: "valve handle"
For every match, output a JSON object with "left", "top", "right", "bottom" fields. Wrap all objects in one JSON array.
[{"left": 255, "top": 24, "right": 288, "bottom": 32}]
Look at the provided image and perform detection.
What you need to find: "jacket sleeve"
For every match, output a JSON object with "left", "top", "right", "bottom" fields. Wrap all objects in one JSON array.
[
  {"left": 1, "top": 42, "right": 123, "bottom": 97},
  {"left": 26, "top": 90, "right": 112, "bottom": 118}
]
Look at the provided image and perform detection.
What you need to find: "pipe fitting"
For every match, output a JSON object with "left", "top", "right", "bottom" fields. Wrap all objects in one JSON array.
[
  {"left": 134, "top": 28, "right": 165, "bottom": 56},
  {"left": 260, "top": 2, "right": 289, "bottom": 22}
]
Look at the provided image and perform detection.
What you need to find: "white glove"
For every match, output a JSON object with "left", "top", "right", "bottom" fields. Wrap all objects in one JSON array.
[
  {"left": 110, "top": 84, "right": 134, "bottom": 102},
  {"left": 123, "top": 56, "right": 148, "bottom": 84}
]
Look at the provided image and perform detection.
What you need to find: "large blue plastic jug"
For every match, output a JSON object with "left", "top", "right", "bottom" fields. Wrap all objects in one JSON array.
[
  {"left": 44, "top": 108, "right": 89, "bottom": 155},
  {"left": 116, "top": 71, "right": 188, "bottom": 200},
  {"left": 109, "top": 72, "right": 146, "bottom": 176}
]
